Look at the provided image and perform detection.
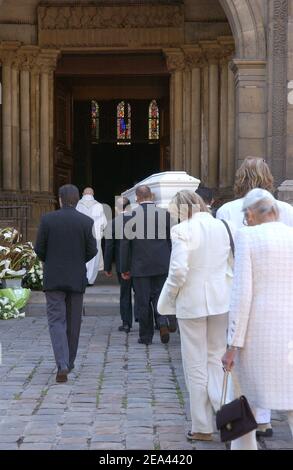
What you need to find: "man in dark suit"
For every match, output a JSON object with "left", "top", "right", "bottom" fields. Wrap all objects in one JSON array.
[
  {"left": 120, "top": 185, "right": 173, "bottom": 345},
  {"left": 104, "top": 196, "right": 133, "bottom": 333},
  {"left": 35, "top": 184, "right": 97, "bottom": 383}
]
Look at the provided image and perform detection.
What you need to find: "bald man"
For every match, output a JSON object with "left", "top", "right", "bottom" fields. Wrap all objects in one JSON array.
[
  {"left": 76, "top": 188, "right": 107, "bottom": 285},
  {"left": 120, "top": 185, "right": 174, "bottom": 345}
]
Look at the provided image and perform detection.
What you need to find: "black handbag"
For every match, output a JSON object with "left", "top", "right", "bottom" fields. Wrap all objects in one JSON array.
[{"left": 216, "top": 371, "right": 257, "bottom": 443}]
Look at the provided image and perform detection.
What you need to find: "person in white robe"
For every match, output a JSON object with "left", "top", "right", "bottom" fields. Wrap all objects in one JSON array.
[
  {"left": 222, "top": 189, "right": 293, "bottom": 450},
  {"left": 217, "top": 157, "right": 293, "bottom": 435},
  {"left": 76, "top": 188, "right": 107, "bottom": 285}
]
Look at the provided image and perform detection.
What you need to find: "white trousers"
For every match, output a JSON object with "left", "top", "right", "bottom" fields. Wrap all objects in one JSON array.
[
  {"left": 178, "top": 314, "right": 228, "bottom": 434},
  {"left": 231, "top": 410, "right": 293, "bottom": 450}
]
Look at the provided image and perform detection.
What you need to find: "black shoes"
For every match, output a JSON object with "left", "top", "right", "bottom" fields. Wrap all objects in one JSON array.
[
  {"left": 56, "top": 368, "right": 68, "bottom": 383},
  {"left": 256, "top": 424, "right": 273, "bottom": 438},
  {"left": 138, "top": 338, "right": 152, "bottom": 346},
  {"left": 160, "top": 326, "right": 170, "bottom": 344},
  {"left": 118, "top": 324, "right": 131, "bottom": 333}
]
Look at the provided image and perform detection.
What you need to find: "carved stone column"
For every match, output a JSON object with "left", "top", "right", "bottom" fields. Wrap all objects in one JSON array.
[
  {"left": 267, "top": 0, "right": 289, "bottom": 185},
  {"left": 227, "top": 63, "right": 236, "bottom": 188},
  {"left": 11, "top": 60, "right": 20, "bottom": 191},
  {"left": 164, "top": 49, "right": 185, "bottom": 170},
  {"left": 38, "top": 50, "right": 59, "bottom": 194},
  {"left": 218, "top": 39, "right": 235, "bottom": 190},
  {"left": 0, "top": 42, "right": 21, "bottom": 190},
  {"left": 18, "top": 47, "right": 39, "bottom": 192},
  {"left": 231, "top": 60, "right": 267, "bottom": 168},
  {"left": 183, "top": 46, "right": 202, "bottom": 178},
  {"left": 201, "top": 42, "right": 221, "bottom": 188},
  {"left": 30, "top": 60, "right": 41, "bottom": 193}
]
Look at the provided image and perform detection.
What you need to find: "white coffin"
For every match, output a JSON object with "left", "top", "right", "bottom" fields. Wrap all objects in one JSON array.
[{"left": 122, "top": 171, "right": 201, "bottom": 209}]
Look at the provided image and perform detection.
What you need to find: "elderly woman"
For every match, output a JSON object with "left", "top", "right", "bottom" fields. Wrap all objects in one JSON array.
[
  {"left": 222, "top": 189, "right": 293, "bottom": 450},
  {"left": 158, "top": 190, "right": 234, "bottom": 442},
  {"left": 217, "top": 156, "right": 293, "bottom": 435}
]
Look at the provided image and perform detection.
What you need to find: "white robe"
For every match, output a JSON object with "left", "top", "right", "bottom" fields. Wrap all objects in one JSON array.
[{"left": 76, "top": 195, "right": 107, "bottom": 284}]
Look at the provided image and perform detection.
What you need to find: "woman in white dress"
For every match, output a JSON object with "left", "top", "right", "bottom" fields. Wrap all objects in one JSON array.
[
  {"left": 217, "top": 157, "right": 293, "bottom": 435},
  {"left": 158, "top": 191, "right": 234, "bottom": 441},
  {"left": 222, "top": 189, "right": 293, "bottom": 450}
]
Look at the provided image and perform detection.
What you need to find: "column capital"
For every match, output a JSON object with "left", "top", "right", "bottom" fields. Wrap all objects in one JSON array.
[
  {"left": 0, "top": 41, "right": 22, "bottom": 66},
  {"left": 163, "top": 48, "right": 185, "bottom": 73},
  {"left": 37, "top": 49, "right": 60, "bottom": 74},
  {"left": 18, "top": 46, "right": 41, "bottom": 72},
  {"left": 182, "top": 46, "right": 203, "bottom": 70},
  {"left": 200, "top": 41, "right": 222, "bottom": 65},
  {"left": 217, "top": 36, "right": 235, "bottom": 65}
]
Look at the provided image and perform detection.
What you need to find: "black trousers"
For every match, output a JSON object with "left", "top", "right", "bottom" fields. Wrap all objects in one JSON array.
[
  {"left": 132, "top": 275, "right": 168, "bottom": 343},
  {"left": 45, "top": 291, "right": 83, "bottom": 371},
  {"left": 117, "top": 272, "right": 133, "bottom": 328}
]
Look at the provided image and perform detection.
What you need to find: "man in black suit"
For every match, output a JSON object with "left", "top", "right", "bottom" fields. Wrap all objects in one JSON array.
[
  {"left": 35, "top": 184, "right": 97, "bottom": 383},
  {"left": 120, "top": 185, "right": 173, "bottom": 345},
  {"left": 104, "top": 196, "right": 133, "bottom": 333}
]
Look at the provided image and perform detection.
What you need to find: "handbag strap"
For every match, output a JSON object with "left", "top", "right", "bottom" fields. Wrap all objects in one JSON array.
[
  {"left": 220, "top": 370, "right": 243, "bottom": 408},
  {"left": 220, "top": 370, "right": 230, "bottom": 407},
  {"left": 221, "top": 220, "right": 235, "bottom": 258}
]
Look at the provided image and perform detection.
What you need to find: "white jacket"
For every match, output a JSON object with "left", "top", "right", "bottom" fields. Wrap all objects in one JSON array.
[
  {"left": 157, "top": 212, "right": 234, "bottom": 319},
  {"left": 217, "top": 197, "right": 293, "bottom": 229}
]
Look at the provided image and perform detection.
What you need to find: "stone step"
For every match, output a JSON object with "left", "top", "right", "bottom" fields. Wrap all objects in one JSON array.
[{"left": 26, "top": 285, "right": 121, "bottom": 317}]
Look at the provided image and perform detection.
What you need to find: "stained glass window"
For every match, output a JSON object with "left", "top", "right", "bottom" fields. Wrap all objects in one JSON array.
[
  {"left": 148, "top": 100, "right": 159, "bottom": 140},
  {"left": 117, "top": 101, "right": 131, "bottom": 145},
  {"left": 91, "top": 100, "right": 99, "bottom": 142}
]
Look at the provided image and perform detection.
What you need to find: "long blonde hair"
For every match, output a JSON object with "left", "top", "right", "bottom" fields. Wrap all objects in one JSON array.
[
  {"left": 169, "top": 190, "right": 209, "bottom": 223},
  {"left": 234, "top": 157, "right": 274, "bottom": 198}
]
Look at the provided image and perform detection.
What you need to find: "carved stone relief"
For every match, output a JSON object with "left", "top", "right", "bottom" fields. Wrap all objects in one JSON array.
[{"left": 38, "top": 4, "right": 184, "bottom": 47}]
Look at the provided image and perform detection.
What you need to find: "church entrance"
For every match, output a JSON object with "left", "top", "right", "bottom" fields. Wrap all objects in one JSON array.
[
  {"left": 54, "top": 53, "right": 170, "bottom": 207},
  {"left": 73, "top": 98, "right": 166, "bottom": 207}
]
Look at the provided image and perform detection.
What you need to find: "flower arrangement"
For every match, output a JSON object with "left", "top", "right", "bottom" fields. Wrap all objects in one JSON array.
[
  {"left": 0, "top": 228, "right": 37, "bottom": 280},
  {"left": 0, "top": 296, "right": 25, "bottom": 320},
  {"left": 22, "top": 258, "right": 43, "bottom": 291}
]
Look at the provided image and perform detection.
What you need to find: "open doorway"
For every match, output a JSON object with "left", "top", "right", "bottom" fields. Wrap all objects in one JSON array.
[
  {"left": 73, "top": 97, "right": 168, "bottom": 207},
  {"left": 54, "top": 54, "right": 170, "bottom": 203}
]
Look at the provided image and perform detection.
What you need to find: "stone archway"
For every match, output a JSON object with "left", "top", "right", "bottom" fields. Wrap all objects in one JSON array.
[
  {"left": 219, "top": 0, "right": 266, "bottom": 59},
  {"left": 0, "top": 0, "right": 271, "bottom": 239},
  {"left": 217, "top": 0, "right": 267, "bottom": 170}
]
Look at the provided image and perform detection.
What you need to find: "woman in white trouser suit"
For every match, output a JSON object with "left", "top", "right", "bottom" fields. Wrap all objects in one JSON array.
[
  {"left": 223, "top": 189, "right": 293, "bottom": 450},
  {"left": 158, "top": 191, "right": 234, "bottom": 441}
]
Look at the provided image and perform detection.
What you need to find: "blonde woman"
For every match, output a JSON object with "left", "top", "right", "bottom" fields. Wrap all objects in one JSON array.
[
  {"left": 158, "top": 191, "right": 234, "bottom": 441},
  {"left": 217, "top": 157, "right": 293, "bottom": 436}
]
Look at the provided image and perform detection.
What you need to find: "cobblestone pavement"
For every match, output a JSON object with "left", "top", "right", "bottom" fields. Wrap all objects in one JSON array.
[{"left": 0, "top": 315, "right": 292, "bottom": 451}]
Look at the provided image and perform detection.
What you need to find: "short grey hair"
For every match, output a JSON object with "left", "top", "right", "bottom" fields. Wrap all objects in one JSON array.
[{"left": 243, "top": 189, "right": 279, "bottom": 219}]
